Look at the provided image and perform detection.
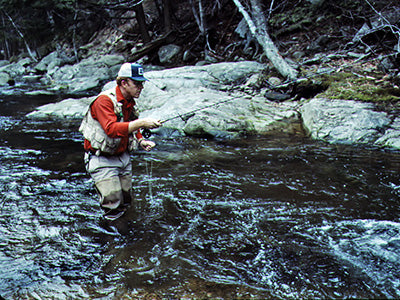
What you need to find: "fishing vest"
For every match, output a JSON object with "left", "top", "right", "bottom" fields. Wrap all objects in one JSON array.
[{"left": 79, "top": 88, "right": 139, "bottom": 156}]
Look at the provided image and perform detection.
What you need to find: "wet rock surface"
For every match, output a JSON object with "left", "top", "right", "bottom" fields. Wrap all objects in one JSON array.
[
  {"left": 300, "top": 98, "right": 393, "bottom": 146},
  {"left": 27, "top": 61, "right": 301, "bottom": 139},
  {"left": 26, "top": 60, "right": 400, "bottom": 149}
]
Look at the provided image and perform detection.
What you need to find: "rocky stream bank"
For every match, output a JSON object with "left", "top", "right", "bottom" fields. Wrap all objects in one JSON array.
[{"left": 2, "top": 51, "right": 400, "bottom": 150}]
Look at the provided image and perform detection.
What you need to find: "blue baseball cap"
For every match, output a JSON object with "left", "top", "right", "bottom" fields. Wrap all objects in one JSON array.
[{"left": 118, "top": 63, "right": 148, "bottom": 81}]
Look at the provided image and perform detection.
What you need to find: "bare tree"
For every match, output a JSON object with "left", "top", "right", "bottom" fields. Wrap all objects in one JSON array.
[
  {"left": 2, "top": 10, "right": 37, "bottom": 61},
  {"left": 163, "top": 0, "right": 173, "bottom": 32},
  {"left": 134, "top": 2, "right": 151, "bottom": 43},
  {"left": 232, "top": 0, "right": 298, "bottom": 80},
  {"left": 189, "top": 0, "right": 211, "bottom": 50},
  {"left": 105, "top": 0, "right": 151, "bottom": 43}
]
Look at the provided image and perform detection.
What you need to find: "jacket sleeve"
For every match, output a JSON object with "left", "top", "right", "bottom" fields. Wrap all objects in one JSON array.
[
  {"left": 91, "top": 95, "right": 129, "bottom": 138},
  {"left": 135, "top": 130, "right": 143, "bottom": 140}
]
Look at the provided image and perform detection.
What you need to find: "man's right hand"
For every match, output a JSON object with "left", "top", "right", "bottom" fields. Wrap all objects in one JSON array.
[
  {"left": 128, "top": 118, "right": 161, "bottom": 133},
  {"left": 141, "top": 117, "right": 162, "bottom": 129}
]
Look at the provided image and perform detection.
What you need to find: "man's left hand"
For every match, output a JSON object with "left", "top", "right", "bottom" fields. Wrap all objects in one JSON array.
[{"left": 140, "top": 140, "right": 156, "bottom": 151}]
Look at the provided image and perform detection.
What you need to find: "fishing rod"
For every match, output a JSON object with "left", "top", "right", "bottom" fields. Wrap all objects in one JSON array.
[
  {"left": 141, "top": 96, "right": 237, "bottom": 138},
  {"left": 141, "top": 50, "right": 400, "bottom": 139}
]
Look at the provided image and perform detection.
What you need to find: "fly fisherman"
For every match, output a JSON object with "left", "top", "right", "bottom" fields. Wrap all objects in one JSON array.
[{"left": 79, "top": 63, "right": 161, "bottom": 220}]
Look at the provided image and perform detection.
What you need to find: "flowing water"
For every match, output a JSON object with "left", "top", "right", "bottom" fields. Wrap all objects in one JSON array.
[{"left": 1, "top": 93, "right": 400, "bottom": 299}]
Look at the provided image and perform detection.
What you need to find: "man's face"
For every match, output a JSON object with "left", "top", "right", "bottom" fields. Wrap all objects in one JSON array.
[{"left": 123, "top": 78, "right": 144, "bottom": 99}]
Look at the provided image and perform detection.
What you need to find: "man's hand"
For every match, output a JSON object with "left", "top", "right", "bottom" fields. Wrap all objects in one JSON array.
[
  {"left": 128, "top": 117, "right": 162, "bottom": 133},
  {"left": 139, "top": 139, "right": 156, "bottom": 151},
  {"left": 141, "top": 118, "right": 162, "bottom": 129}
]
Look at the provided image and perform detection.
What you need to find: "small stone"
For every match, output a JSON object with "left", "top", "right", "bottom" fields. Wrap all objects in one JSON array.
[
  {"left": 268, "top": 76, "right": 282, "bottom": 87},
  {"left": 264, "top": 92, "right": 291, "bottom": 102},
  {"left": 158, "top": 44, "right": 181, "bottom": 64}
]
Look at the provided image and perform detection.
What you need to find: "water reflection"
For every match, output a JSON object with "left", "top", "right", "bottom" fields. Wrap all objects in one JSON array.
[{"left": 0, "top": 95, "right": 400, "bottom": 298}]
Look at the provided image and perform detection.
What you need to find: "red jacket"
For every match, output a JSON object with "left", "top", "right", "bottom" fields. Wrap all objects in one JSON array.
[{"left": 84, "top": 85, "right": 143, "bottom": 155}]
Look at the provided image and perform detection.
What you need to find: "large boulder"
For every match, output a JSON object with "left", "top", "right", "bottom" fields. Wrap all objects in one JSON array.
[
  {"left": 27, "top": 61, "right": 301, "bottom": 137},
  {"left": 35, "top": 51, "right": 66, "bottom": 74},
  {"left": 300, "top": 98, "right": 391, "bottom": 144},
  {"left": 27, "top": 62, "right": 400, "bottom": 148},
  {"left": 137, "top": 61, "right": 299, "bottom": 137},
  {"left": 137, "top": 61, "right": 267, "bottom": 112},
  {"left": 375, "top": 117, "right": 400, "bottom": 148},
  {"left": 0, "top": 62, "right": 26, "bottom": 78},
  {"left": 0, "top": 72, "right": 10, "bottom": 86},
  {"left": 50, "top": 54, "right": 124, "bottom": 95},
  {"left": 27, "top": 96, "right": 94, "bottom": 119}
]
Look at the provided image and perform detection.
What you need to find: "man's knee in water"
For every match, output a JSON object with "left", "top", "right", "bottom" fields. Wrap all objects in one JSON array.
[
  {"left": 95, "top": 176, "right": 124, "bottom": 210},
  {"left": 119, "top": 174, "right": 133, "bottom": 207}
]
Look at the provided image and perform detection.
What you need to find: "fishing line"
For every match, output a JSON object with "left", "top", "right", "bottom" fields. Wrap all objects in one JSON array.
[
  {"left": 142, "top": 96, "right": 238, "bottom": 138},
  {"left": 145, "top": 160, "right": 153, "bottom": 201},
  {"left": 164, "top": 96, "right": 237, "bottom": 122}
]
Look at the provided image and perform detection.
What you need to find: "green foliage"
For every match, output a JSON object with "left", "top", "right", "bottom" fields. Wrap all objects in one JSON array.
[
  {"left": 319, "top": 72, "right": 400, "bottom": 102},
  {"left": 269, "top": 2, "right": 314, "bottom": 28}
]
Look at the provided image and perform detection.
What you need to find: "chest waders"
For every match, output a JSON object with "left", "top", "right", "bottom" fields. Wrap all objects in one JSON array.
[
  {"left": 80, "top": 88, "right": 135, "bottom": 220},
  {"left": 85, "top": 152, "right": 133, "bottom": 220}
]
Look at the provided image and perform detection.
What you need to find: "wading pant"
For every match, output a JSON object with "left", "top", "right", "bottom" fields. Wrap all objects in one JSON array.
[{"left": 84, "top": 151, "right": 132, "bottom": 212}]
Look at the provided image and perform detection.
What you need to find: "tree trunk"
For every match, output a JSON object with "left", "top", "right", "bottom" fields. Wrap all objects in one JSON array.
[
  {"left": 232, "top": 0, "right": 298, "bottom": 80},
  {"left": 163, "top": 0, "right": 172, "bottom": 32},
  {"left": 190, "top": 0, "right": 204, "bottom": 34},
  {"left": 134, "top": 3, "right": 151, "bottom": 44},
  {"left": 189, "top": 0, "right": 211, "bottom": 49}
]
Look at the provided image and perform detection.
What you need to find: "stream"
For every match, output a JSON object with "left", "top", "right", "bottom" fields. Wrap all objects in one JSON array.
[{"left": 1, "top": 93, "right": 400, "bottom": 299}]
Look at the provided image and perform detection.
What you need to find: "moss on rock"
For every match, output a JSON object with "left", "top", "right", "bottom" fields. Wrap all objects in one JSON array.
[{"left": 318, "top": 72, "right": 400, "bottom": 102}]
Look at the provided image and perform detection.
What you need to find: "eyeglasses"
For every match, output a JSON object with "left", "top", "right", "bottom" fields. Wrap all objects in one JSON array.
[{"left": 131, "top": 80, "right": 144, "bottom": 88}]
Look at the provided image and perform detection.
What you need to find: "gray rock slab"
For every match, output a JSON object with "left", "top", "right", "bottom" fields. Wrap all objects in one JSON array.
[{"left": 300, "top": 98, "right": 391, "bottom": 144}]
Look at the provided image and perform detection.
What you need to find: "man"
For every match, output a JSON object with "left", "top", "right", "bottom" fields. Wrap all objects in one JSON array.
[{"left": 79, "top": 62, "right": 161, "bottom": 220}]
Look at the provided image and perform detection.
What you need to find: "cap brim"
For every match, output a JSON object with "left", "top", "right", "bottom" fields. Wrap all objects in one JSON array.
[{"left": 130, "top": 76, "right": 148, "bottom": 81}]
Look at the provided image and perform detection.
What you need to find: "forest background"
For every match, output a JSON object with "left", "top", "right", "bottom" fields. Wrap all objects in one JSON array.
[{"left": 1, "top": 0, "right": 400, "bottom": 102}]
